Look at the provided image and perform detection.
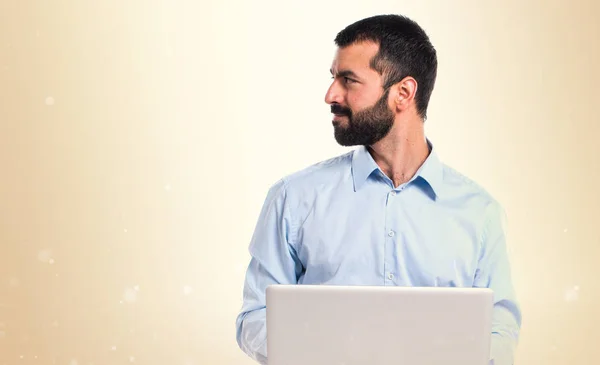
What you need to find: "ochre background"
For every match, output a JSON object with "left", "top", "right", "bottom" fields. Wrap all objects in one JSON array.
[{"left": 1, "top": 1, "right": 598, "bottom": 364}]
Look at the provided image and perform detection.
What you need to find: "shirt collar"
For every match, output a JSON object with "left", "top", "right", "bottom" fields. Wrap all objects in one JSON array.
[{"left": 351, "top": 139, "right": 444, "bottom": 200}]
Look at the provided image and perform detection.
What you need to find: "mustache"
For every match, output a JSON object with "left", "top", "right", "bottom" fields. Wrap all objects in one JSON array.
[{"left": 331, "top": 104, "right": 352, "bottom": 116}]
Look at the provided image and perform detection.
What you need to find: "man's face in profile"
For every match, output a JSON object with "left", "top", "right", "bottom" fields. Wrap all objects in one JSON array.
[{"left": 325, "top": 41, "right": 395, "bottom": 147}]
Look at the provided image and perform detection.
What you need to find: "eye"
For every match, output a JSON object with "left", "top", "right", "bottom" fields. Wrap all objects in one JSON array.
[{"left": 330, "top": 75, "right": 357, "bottom": 85}]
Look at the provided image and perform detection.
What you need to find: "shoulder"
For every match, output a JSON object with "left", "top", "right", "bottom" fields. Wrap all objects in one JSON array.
[
  {"left": 272, "top": 149, "right": 355, "bottom": 192},
  {"left": 439, "top": 162, "right": 507, "bottom": 229},
  {"left": 441, "top": 163, "right": 501, "bottom": 205},
  {"left": 258, "top": 150, "right": 354, "bottom": 237}
]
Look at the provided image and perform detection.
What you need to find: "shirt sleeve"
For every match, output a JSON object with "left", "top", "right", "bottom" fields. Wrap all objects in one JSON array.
[
  {"left": 474, "top": 201, "right": 522, "bottom": 365},
  {"left": 235, "top": 179, "right": 303, "bottom": 364}
]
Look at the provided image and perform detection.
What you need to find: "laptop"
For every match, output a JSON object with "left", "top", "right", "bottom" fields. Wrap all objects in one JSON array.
[{"left": 266, "top": 284, "right": 493, "bottom": 365}]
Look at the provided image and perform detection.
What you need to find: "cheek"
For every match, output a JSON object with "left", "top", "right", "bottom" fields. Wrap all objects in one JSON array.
[
  {"left": 347, "top": 91, "right": 366, "bottom": 110},
  {"left": 347, "top": 89, "right": 377, "bottom": 111}
]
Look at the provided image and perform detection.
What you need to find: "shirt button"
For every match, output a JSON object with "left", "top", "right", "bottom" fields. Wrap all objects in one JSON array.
[
  {"left": 388, "top": 230, "right": 395, "bottom": 237},
  {"left": 390, "top": 191, "right": 396, "bottom": 196},
  {"left": 388, "top": 273, "right": 394, "bottom": 280}
]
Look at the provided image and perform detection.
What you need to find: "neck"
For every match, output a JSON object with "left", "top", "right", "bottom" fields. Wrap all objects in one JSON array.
[{"left": 367, "top": 119, "right": 429, "bottom": 188}]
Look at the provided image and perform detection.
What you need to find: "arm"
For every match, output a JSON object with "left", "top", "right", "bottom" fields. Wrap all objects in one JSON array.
[
  {"left": 473, "top": 201, "right": 522, "bottom": 365},
  {"left": 235, "top": 179, "right": 303, "bottom": 364}
]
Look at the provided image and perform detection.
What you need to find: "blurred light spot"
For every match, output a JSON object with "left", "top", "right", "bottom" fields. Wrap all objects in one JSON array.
[
  {"left": 8, "top": 277, "right": 19, "bottom": 287},
  {"left": 129, "top": 356, "right": 135, "bottom": 362},
  {"left": 70, "top": 360, "right": 78, "bottom": 365},
  {"left": 111, "top": 346, "right": 117, "bottom": 351},
  {"left": 38, "top": 249, "right": 53, "bottom": 263},
  {"left": 563, "top": 228, "right": 568, "bottom": 233},
  {"left": 49, "top": 258, "right": 55, "bottom": 265},
  {"left": 564, "top": 285, "right": 580, "bottom": 302},
  {"left": 164, "top": 184, "right": 171, "bottom": 192},
  {"left": 123, "top": 287, "right": 138, "bottom": 303},
  {"left": 0, "top": 330, "right": 6, "bottom": 339},
  {"left": 45, "top": 97, "right": 55, "bottom": 106},
  {"left": 183, "top": 285, "right": 193, "bottom": 296},
  {"left": 124, "top": 229, "right": 128, "bottom": 233}
]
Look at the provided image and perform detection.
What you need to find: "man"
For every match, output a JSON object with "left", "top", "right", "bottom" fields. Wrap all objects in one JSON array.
[{"left": 235, "top": 14, "right": 521, "bottom": 365}]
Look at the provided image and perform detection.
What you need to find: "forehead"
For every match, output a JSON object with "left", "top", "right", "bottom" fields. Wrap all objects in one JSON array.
[{"left": 330, "top": 41, "right": 380, "bottom": 75}]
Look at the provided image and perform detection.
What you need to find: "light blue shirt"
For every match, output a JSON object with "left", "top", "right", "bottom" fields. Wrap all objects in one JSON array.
[{"left": 236, "top": 141, "right": 521, "bottom": 365}]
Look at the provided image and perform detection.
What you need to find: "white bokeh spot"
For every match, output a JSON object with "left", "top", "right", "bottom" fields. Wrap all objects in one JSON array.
[
  {"left": 564, "top": 285, "right": 580, "bottom": 302},
  {"left": 38, "top": 249, "right": 54, "bottom": 263},
  {"left": 45, "top": 96, "right": 55, "bottom": 106},
  {"left": 123, "top": 287, "right": 138, "bottom": 303},
  {"left": 9, "top": 277, "right": 20, "bottom": 287},
  {"left": 183, "top": 285, "right": 193, "bottom": 296}
]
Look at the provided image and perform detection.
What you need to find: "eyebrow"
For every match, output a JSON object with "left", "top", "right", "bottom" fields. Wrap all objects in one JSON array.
[{"left": 330, "top": 69, "right": 361, "bottom": 80}]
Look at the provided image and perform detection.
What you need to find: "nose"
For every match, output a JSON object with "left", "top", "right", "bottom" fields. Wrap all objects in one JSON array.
[{"left": 324, "top": 81, "right": 343, "bottom": 105}]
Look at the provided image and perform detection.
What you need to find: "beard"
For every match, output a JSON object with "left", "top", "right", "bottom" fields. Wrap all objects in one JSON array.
[{"left": 331, "top": 89, "right": 394, "bottom": 146}]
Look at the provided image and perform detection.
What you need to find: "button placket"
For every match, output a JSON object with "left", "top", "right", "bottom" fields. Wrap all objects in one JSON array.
[{"left": 385, "top": 189, "right": 400, "bottom": 284}]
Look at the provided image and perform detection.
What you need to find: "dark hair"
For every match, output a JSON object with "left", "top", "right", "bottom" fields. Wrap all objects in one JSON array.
[{"left": 334, "top": 14, "right": 437, "bottom": 120}]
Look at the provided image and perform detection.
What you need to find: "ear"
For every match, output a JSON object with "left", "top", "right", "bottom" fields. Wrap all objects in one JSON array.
[{"left": 391, "top": 76, "right": 418, "bottom": 113}]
